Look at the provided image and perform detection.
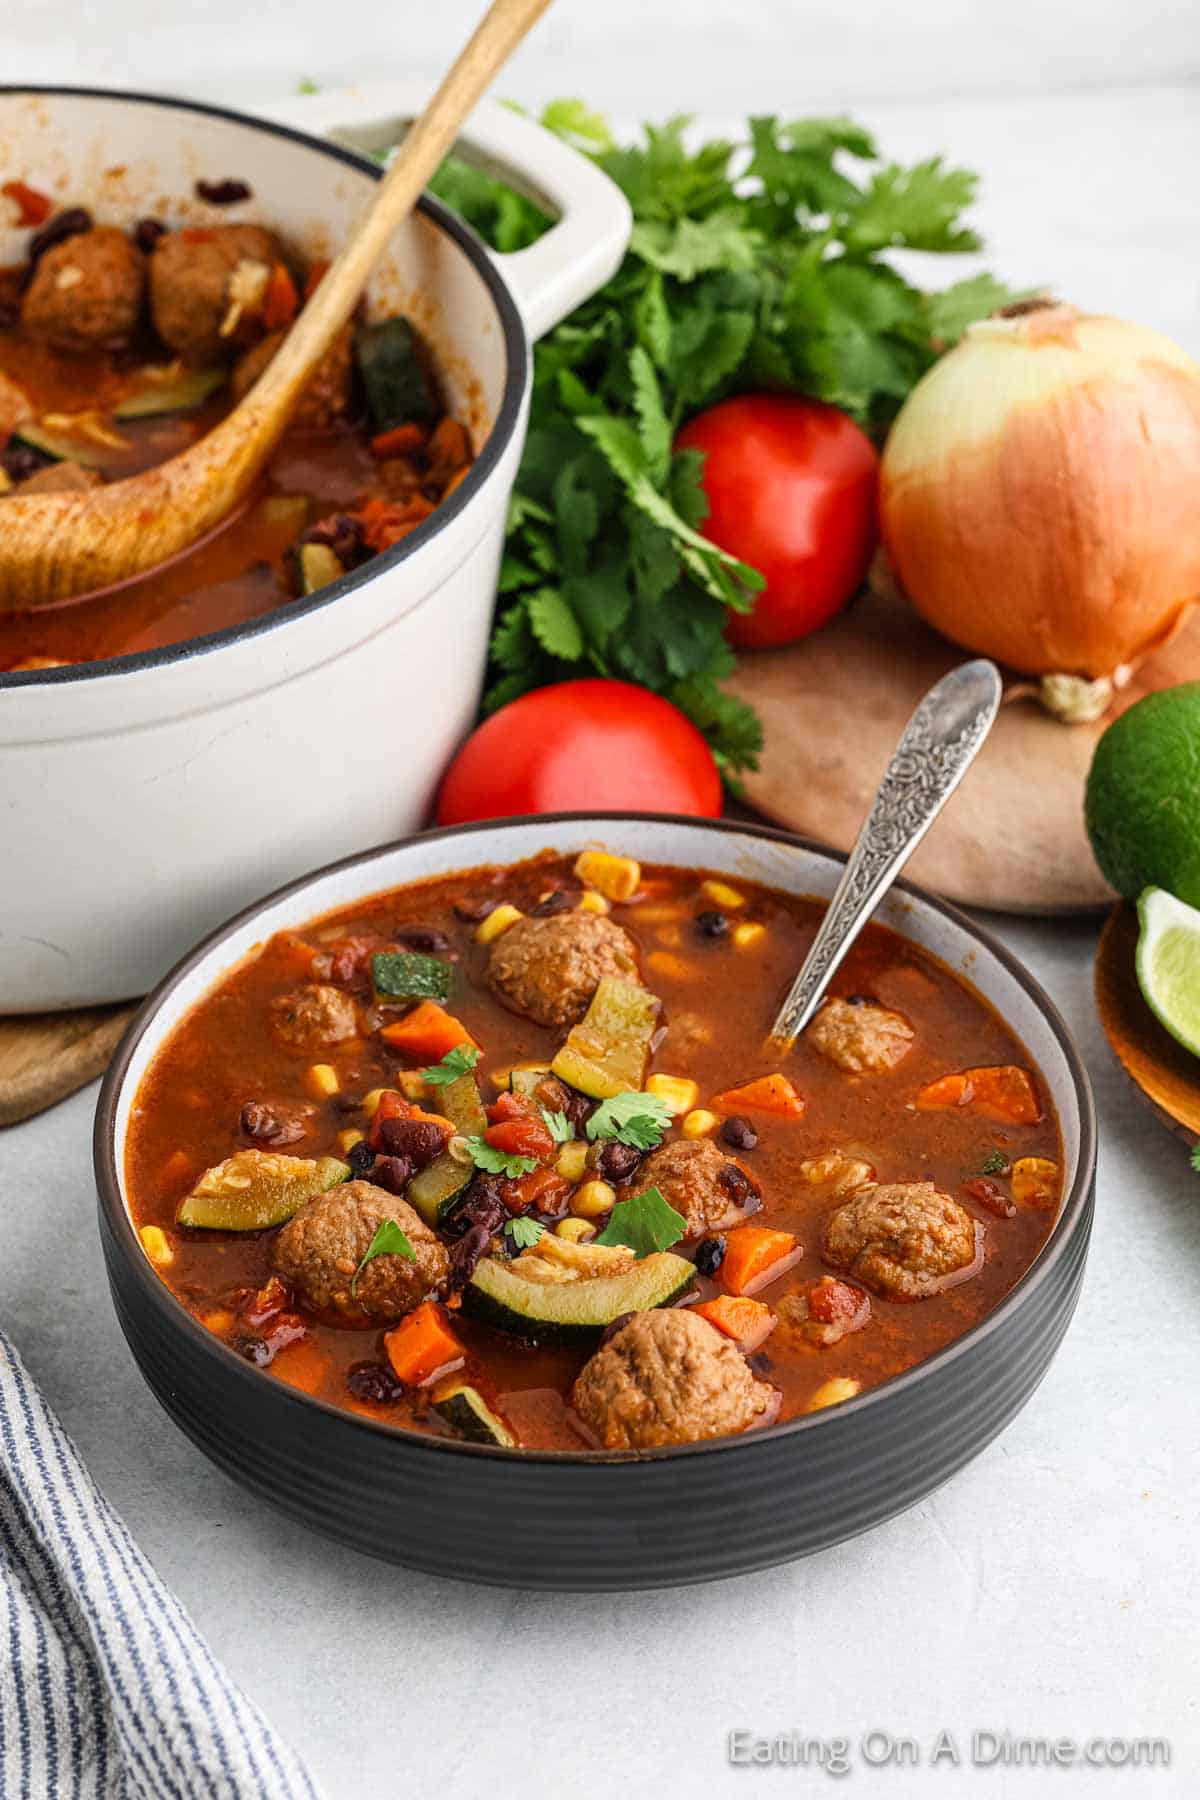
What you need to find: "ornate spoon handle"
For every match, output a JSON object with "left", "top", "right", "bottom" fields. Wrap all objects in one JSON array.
[{"left": 768, "top": 658, "right": 1002, "bottom": 1050}]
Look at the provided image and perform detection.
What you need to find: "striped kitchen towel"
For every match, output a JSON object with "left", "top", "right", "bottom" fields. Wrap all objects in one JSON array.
[{"left": 0, "top": 1329, "right": 322, "bottom": 1800}]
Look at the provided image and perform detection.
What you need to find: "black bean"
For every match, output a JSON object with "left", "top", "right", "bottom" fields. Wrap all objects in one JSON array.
[
  {"left": 299, "top": 512, "right": 365, "bottom": 568},
  {"left": 347, "top": 1360, "right": 405, "bottom": 1404},
  {"left": 0, "top": 443, "right": 50, "bottom": 484},
  {"left": 718, "top": 1162, "right": 754, "bottom": 1205},
  {"left": 961, "top": 1177, "right": 1016, "bottom": 1220},
  {"left": 695, "top": 909, "right": 729, "bottom": 939},
  {"left": 595, "top": 1140, "right": 642, "bottom": 1185},
  {"left": 694, "top": 1234, "right": 726, "bottom": 1277},
  {"left": 346, "top": 1139, "right": 377, "bottom": 1178},
  {"left": 134, "top": 217, "right": 167, "bottom": 253},
  {"left": 558, "top": 1086, "right": 596, "bottom": 1133},
  {"left": 335, "top": 1091, "right": 364, "bottom": 1114},
  {"left": 368, "top": 1155, "right": 413, "bottom": 1196},
  {"left": 453, "top": 895, "right": 499, "bottom": 922},
  {"left": 531, "top": 890, "right": 573, "bottom": 917},
  {"left": 376, "top": 1116, "right": 447, "bottom": 1170},
  {"left": 195, "top": 177, "right": 252, "bottom": 205},
  {"left": 239, "top": 1100, "right": 307, "bottom": 1147},
  {"left": 447, "top": 1223, "right": 490, "bottom": 1292},
  {"left": 844, "top": 994, "right": 872, "bottom": 1007},
  {"left": 441, "top": 1176, "right": 506, "bottom": 1241},
  {"left": 720, "top": 1115, "right": 758, "bottom": 1152},
  {"left": 28, "top": 207, "right": 92, "bottom": 263},
  {"left": 233, "top": 1335, "right": 273, "bottom": 1368},
  {"left": 599, "top": 1311, "right": 636, "bottom": 1348},
  {"left": 394, "top": 926, "right": 450, "bottom": 954}
]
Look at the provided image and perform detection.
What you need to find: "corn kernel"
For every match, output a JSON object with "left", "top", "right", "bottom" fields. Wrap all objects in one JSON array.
[
  {"left": 362, "top": 1087, "right": 389, "bottom": 1117},
  {"left": 475, "top": 902, "right": 523, "bottom": 944},
  {"left": 700, "top": 879, "right": 746, "bottom": 909},
  {"left": 628, "top": 903, "right": 681, "bottom": 924},
  {"left": 571, "top": 1178, "right": 617, "bottom": 1219},
  {"left": 139, "top": 1225, "right": 173, "bottom": 1267},
  {"left": 577, "top": 889, "right": 610, "bottom": 915},
  {"left": 646, "top": 1073, "right": 700, "bottom": 1116},
  {"left": 573, "top": 850, "right": 641, "bottom": 902},
  {"left": 556, "top": 1216, "right": 595, "bottom": 1243},
  {"left": 396, "top": 1070, "right": 429, "bottom": 1101},
  {"left": 306, "top": 1062, "right": 340, "bottom": 1098},
  {"left": 1011, "top": 1156, "right": 1059, "bottom": 1207},
  {"left": 337, "top": 1128, "right": 365, "bottom": 1154},
  {"left": 681, "top": 1108, "right": 719, "bottom": 1139},
  {"left": 556, "top": 1140, "right": 589, "bottom": 1183},
  {"left": 646, "top": 950, "right": 694, "bottom": 981},
  {"left": 731, "top": 922, "right": 766, "bottom": 950},
  {"left": 805, "top": 1376, "right": 862, "bottom": 1414}
]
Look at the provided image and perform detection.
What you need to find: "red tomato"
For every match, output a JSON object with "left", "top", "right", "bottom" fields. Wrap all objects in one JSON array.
[
  {"left": 436, "top": 679, "right": 722, "bottom": 823},
  {"left": 676, "top": 394, "right": 879, "bottom": 650}
]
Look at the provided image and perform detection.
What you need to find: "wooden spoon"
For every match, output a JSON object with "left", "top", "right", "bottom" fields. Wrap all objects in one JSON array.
[{"left": 0, "top": 0, "right": 552, "bottom": 609}]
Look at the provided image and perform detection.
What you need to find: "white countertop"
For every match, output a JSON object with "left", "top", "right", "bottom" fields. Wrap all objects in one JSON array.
[{"left": 2, "top": 55, "right": 1200, "bottom": 1800}]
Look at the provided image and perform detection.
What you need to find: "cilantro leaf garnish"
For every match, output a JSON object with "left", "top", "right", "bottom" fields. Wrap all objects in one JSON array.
[
  {"left": 979, "top": 1150, "right": 1009, "bottom": 1176},
  {"left": 1190, "top": 1144, "right": 1200, "bottom": 1175},
  {"left": 595, "top": 1186, "right": 687, "bottom": 1258},
  {"left": 541, "top": 1108, "right": 573, "bottom": 1144},
  {"left": 426, "top": 106, "right": 1024, "bottom": 775},
  {"left": 461, "top": 1136, "right": 539, "bottom": 1179},
  {"left": 351, "top": 1219, "right": 415, "bottom": 1297},
  {"left": 504, "top": 1216, "right": 546, "bottom": 1252},
  {"left": 586, "top": 1090, "right": 673, "bottom": 1149},
  {"left": 423, "top": 1044, "right": 481, "bottom": 1087}
]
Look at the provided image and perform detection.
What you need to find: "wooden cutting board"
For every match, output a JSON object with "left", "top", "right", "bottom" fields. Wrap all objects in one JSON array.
[
  {"left": 727, "top": 588, "right": 1200, "bottom": 915},
  {"left": 0, "top": 1004, "right": 138, "bottom": 1127}
]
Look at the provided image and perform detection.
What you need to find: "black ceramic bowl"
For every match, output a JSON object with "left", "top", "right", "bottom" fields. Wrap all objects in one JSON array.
[{"left": 95, "top": 816, "right": 1096, "bottom": 1590}]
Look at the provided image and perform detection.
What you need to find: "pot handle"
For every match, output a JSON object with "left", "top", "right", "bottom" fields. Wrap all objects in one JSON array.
[{"left": 256, "top": 82, "right": 632, "bottom": 342}]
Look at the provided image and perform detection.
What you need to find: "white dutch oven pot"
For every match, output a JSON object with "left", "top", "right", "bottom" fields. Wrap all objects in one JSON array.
[{"left": 0, "top": 84, "right": 631, "bottom": 1010}]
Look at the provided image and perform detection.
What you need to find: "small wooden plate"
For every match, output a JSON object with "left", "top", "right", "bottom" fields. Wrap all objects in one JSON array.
[
  {"left": 0, "top": 1004, "right": 138, "bottom": 1127},
  {"left": 1095, "top": 902, "right": 1200, "bottom": 1141}
]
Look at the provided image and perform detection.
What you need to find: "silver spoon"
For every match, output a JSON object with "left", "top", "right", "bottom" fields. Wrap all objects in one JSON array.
[{"left": 768, "top": 657, "right": 1003, "bottom": 1051}]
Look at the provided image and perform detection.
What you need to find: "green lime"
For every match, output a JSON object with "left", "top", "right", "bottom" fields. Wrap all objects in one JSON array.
[
  {"left": 1085, "top": 683, "right": 1200, "bottom": 906},
  {"left": 1136, "top": 886, "right": 1200, "bottom": 1058}
]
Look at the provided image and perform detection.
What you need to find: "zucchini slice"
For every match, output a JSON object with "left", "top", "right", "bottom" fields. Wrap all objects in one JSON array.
[
  {"left": 353, "top": 317, "right": 437, "bottom": 432},
  {"left": 11, "top": 422, "right": 110, "bottom": 470},
  {"left": 463, "top": 1252, "right": 694, "bottom": 1345},
  {"left": 372, "top": 950, "right": 453, "bottom": 1005},
  {"left": 432, "top": 1382, "right": 516, "bottom": 1448},
  {"left": 177, "top": 1150, "right": 350, "bottom": 1231},
  {"left": 406, "top": 1073, "right": 486, "bottom": 1226},
  {"left": 113, "top": 366, "right": 226, "bottom": 419},
  {"left": 551, "top": 977, "right": 658, "bottom": 1100},
  {"left": 507, "top": 1066, "right": 551, "bottom": 1102}
]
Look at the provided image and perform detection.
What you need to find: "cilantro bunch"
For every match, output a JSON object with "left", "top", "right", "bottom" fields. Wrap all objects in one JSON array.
[{"left": 430, "top": 104, "right": 1023, "bottom": 774}]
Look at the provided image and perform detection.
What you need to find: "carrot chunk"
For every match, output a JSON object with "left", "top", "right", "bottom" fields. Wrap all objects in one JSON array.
[
  {"left": 384, "top": 1303, "right": 464, "bottom": 1387},
  {"left": 2, "top": 180, "right": 52, "bottom": 226},
  {"left": 720, "top": 1225, "right": 803, "bottom": 1297},
  {"left": 262, "top": 261, "right": 299, "bottom": 330},
  {"left": 379, "top": 1001, "right": 477, "bottom": 1063},
  {"left": 370, "top": 422, "right": 427, "bottom": 457},
  {"left": 693, "top": 1295, "right": 776, "bottom": 1354},
  {"left": 712, "top": 1074, "right": 805, "bottom": 1118},
  {"left": 916, "top": 1064, "right": 1041, "bottom": 1125}
]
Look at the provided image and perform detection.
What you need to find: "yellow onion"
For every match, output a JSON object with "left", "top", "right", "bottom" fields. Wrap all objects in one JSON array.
[{"left": 880, "top": 302, "right": 1200, "bottom": 706}]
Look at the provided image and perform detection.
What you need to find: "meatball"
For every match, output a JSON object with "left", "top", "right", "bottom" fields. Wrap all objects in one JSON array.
[
  {"left": 149, "top": 224, "right": 282, "bottom": 363},
  {"left": 823, "top": 1181, "right": 982, "bottom": 1300},
  {"left": 633, "top": 1137, "right": 759, "bottom": 1242},
  {"left": 21, "top": 226, "right": 145, "bottom": 351},
  {"left": 269, "top": 983, "right": 358, "bottom": 1049},
  {"left": 273, "top": 1182, "right": 447, "bottom": 1321},
  {"left": 231, "top": 323, "right": 355, "bottom": 429},
  {"left": 807, "top": 997, "right": 914, "bottom": 1073},
  {"left": 16, "top": 461, "right": 103, "bottom": 495},
  {"left": 572, "top": 1308, "right": 772, "bottom": 1449},
  {"left": 487, "top": 910, "right": 639, "bottom": 1028},
  {"left": 778, "top": 1276, "right": 871, "bottom": 1347}
]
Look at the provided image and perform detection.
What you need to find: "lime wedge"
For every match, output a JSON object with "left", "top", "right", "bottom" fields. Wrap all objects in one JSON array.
[{"left": 1135, "top": 886, "right": 1200, "bottom": 1059}]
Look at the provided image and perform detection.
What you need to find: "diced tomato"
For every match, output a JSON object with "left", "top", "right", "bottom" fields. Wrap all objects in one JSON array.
[
  {"left": 720, "top": 1225, "right": 803, "bottom": 1297},
  {"left": 806, "top": 1277, "right": 864, "bottom": 1326},
  {"left": 485, "top": 1116, "right": 555, "bottom": 1160},
  {"left": 486, "top": 1090, "right": 529, "bottom": 1125},
  {"left": 2, "top": 180, "right": 52, "bottom": 226},
  {"left": 384, "top": 1303, "right": 464, "bottom": 1387},
  {"left": 499, "top": 1167, "right": 572, "bottom": 1216},
  {"left": 262, "top": 261, "right": 299, "bottom": 330},
  {"left": 239, "top": 1275, "right": 291, "bottom": 1327},
  {"left": 692, "top": 1295, "right": 776, "bottom": 1354}
]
